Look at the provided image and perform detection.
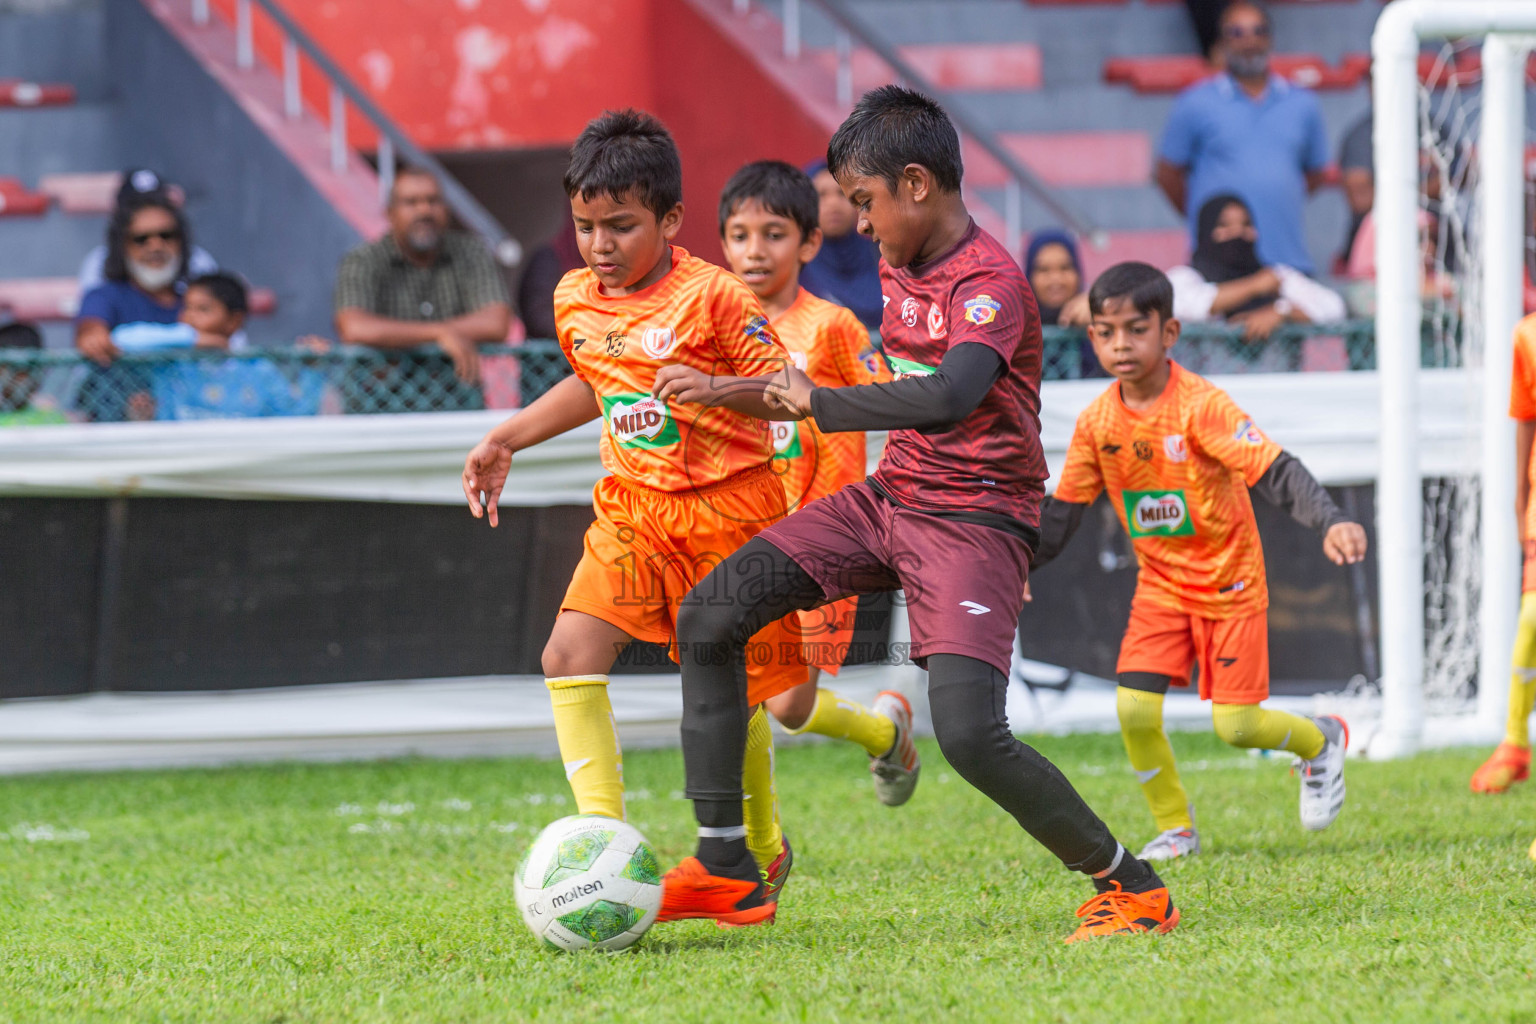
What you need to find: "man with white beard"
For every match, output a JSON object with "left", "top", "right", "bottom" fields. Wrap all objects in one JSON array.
[{"left": 75, "top": 194, "right": 194, "bottom": 364}]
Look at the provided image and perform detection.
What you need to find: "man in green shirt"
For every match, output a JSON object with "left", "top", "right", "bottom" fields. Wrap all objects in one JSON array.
[{"left": 333, "top": 168, "right": 511, "bottom": 410}]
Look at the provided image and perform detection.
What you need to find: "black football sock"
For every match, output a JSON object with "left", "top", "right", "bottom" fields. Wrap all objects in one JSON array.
[
  {"left": 693, "top": 803, "right": 758, "bottom": 883},
  {"left": 1092, "top": 847, "right": 1162, "bottom": 894}
]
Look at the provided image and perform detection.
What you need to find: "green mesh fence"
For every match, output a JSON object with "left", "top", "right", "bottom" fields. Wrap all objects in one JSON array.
[
  {"left": 1040, "top": 320, "right": 1380, "bottom": 380},
  {"left": 0, "top": 325, "right": 1390, "bottom": 424}
]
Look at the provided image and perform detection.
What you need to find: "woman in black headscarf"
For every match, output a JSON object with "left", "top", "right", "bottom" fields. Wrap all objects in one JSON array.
[{"left": 1168, "top": 193, "right": 1343, "bottom": 341}]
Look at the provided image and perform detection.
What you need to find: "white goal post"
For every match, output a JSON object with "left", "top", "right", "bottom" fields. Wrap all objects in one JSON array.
[{"left": 1374, "top": 0, "right": 1536, "bottom": 757}]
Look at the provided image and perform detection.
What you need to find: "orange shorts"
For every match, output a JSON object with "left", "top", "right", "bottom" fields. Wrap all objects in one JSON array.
[
  {"left": 796, "top": 595, "right": 858, "bottom": 675},
  {"left": 1115, "top": 598, "right": 1270, "bottom": 703},
  {"left": 1523, "top": 537, "right": 1536, "bottom": 593},
  {"left": 561, "top": 463, "right": 809, "bottom": 705}
]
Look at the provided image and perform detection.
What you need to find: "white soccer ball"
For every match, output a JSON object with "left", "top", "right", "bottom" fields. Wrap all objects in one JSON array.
[{"left": 513, "top": 814, "right": 663, "bottom": 951}]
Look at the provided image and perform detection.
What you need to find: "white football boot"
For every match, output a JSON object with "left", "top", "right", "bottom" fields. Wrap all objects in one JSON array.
[{"left": 1298, "top": 714, "right": 1348, "bottom": 831}]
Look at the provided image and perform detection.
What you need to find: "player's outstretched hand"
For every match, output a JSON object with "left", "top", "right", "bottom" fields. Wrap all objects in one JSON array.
[
  {"left": 764, "top": 364, "right": 815, "bottom": 419},
  {"left": 652, "top": 365, "right": 716, "bottom": 405},
  {"left": 463, "top": 439, "right": 513, "bottom": 527},
  {"left": 1323, "top": 521, "right": 1368, "bottom": 566}
]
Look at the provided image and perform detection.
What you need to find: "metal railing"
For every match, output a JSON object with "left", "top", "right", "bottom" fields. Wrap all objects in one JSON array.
[
  {"left": 730, "top": 0, "right": 1104, "bottom": 254},
  {"left": 188, "top": 0, "right": 521, "bottom": 267}
]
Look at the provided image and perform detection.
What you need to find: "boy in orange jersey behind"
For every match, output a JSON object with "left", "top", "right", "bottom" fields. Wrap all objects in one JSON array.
[
  {"left": 717, "top": 159, "right": 921, "bottom": 806},
  {"left": 461, "top": 110, "right": 808, "bottom": 926},
  {"left": 1470, "top": 311, "right": 1536, "bottom": 833},
  {"left": 1030, "top": 262, "right": 1368, "bottom": 861}
]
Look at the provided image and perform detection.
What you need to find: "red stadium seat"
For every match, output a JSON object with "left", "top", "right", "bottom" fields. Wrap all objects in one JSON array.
[
  {"left": 39, "top": 172, "right": 121, "bottom": 215},
  {"left": 813, "top": 43, "right": 1042, "bottom": 93},
  {"left": 1104, "top": 53, "right": 1363, "bottom": 93},
  {"left": 961, "top": 131, "right": 1152, "bottom": 188},
  {"left": 0, "top": 278, "right": 79, "bottom": 321},
  {"left": 0, "top": 79, "right": 75, "bottom": 107},
  {"left": 1078, "top": 229, "right": 1191, "bottom": 281},
  {"left": 0, "top": 178, "right": 50, "bottom": 217}
]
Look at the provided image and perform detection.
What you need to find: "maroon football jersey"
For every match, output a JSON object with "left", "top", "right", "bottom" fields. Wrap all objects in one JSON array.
[{"left": 871, "top": 219, "right": 1047, "bottom": 527}]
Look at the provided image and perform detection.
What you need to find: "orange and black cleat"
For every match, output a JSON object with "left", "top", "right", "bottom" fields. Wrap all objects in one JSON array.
[
  {"left": 1063, "top": 882, "right": 1180, "bottom": 944},
  {"left": 1470, "top": 741, "right": 1530, "bottom": 794},
  {"left": 658, "top": 857, "right": 776, "bottom": 927}
]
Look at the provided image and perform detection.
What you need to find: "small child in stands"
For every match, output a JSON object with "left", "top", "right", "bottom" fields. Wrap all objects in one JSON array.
[{"left": 0, "top": 320, "right": 69, "bottom": 426}]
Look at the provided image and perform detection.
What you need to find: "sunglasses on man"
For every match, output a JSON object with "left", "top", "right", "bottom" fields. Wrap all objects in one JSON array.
[
  {"left": 1223, "top": 22, "right": 1270, "bottom": 40},
  {"left": 128, "top": 229, "right": 179, "bottom": 246}
]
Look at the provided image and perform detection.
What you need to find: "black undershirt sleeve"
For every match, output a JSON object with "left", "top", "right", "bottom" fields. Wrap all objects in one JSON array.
[
  {"left": 1250, "top": 451, "right": 1349, "bottom": 535},
  {"left": 808, "top": 342, "right": 1005, "bottom": 435},
  {"left": 1029, "top": 497, "right": 1088, "bottom": 570}
]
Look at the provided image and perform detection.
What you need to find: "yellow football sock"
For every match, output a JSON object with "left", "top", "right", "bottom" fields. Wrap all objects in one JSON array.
[
  {"left": 546, "top": 675, "right": 624, "bottom": 820},
  {"left": 784, "top": 687, "right": 896, "bottom": 757},
  {"left": 1116, "top": 687, "right": 1193, "bottom": 833},
  {"left": 1504, "top": 594, "right": 1536, "bottom": 748},
  {"left": 742, "top": 705, "right": 783, "bottom": 873},
  {"left": 1212, "top": 702, "right": 1324, "bottom": 760}
]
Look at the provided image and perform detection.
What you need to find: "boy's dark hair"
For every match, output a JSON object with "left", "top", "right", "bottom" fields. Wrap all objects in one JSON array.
[
  {"left": 1088, "top": 262, "right": 1175, "bottom": 321},
  {"left": 563, "top": 109, "right": 683, "bottom": 220},
  {"left": 187, "top": 272, "right": 249, "bottom": 315},
  {"left": 717, "top": 160, "right": 819, "bottom": 240},
  {"left": 826, "top": 85, "right": 963, "bottom": 195},
  {"left": 103, "top": 193, "right": 189, "bottom": 285}
]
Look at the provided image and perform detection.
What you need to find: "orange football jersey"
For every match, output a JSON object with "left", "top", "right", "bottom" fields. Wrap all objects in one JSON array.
[
  {"left": 1509, "top": 313, "right": 1536, "bottom": 558},
  {"left": 1054, "top": 360, "right": 1283, "bottom": 619},
  {"left": 769, "top": 288, "right": 889, "bottom": 508},
  {"left": 554, "top": 247, "right": 793, "bottom": 492}
]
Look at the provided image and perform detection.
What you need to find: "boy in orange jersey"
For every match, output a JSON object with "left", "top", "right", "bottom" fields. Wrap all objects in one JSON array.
[
  {"left": 461, "top": 110, "right": 808, "bottom": 926},
  {"left": 1030, "top": 262, "right": 1368, "bottom": 861},
  {"left": 1470, "top": 311, "right": 1536, "bottom": 827},
  {"left": 717, "top": 159, "right": 922, "bottom": 806}
]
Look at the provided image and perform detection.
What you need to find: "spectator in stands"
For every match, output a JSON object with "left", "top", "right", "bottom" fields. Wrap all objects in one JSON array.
[
  {"left": 1025, "top": 230, "right": 1090, "bottom": 327},
  {"left": 0, "top": 321, "right": 67, "bottom": 426},
  {"left": 1026, "top": 229, "right": 1103, "bottom": 380},
  {"left": 514, "top": 225, "right": 581, "bottom": 406},
  {"left": 1168, "top": 193, "right": 1345, "bottom": 342},
  {"left": 1336, "top": 110, "right": 1374, "bottom": 271},
  {"left": 78, "top": 169, "right": 217, "bottom": 295},
  {"left": 333, "top": 166, "right": 511, "bottom": 386},
  {"left": 799, "top": 160, "right": 883, "bottom": 331},
  {"left": 75, "top": 193, "right": 190, "bottom": 365},
  {"left": 1154, "top": 0, "right": 1329, "bottom": 275}
]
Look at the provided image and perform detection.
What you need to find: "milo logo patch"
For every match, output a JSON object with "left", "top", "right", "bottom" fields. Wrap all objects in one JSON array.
[
  {"left": 1123, "top": 489, "right": 1196, "bottom": 537},
  {"left": 770, "top": 420, "right": 804, "bottom": 458},
  {"left": 602, "top": 392, "right": 681, "bottom": 449},
  {"left": 886, "top": 355, "right": 938, "bottom": 380}
]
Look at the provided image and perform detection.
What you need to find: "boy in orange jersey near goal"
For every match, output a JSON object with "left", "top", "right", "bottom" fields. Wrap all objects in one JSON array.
[
  {"left": 462, "top": 110, "right": 808, "bottom": 926},
  {"left": 1030, "top": 262, "right": 1368, "bottom": 861},
  {"left": 717, "top": 159, "right": 921, "bottom": 807},
  {"left": 1470, "top": 311, "right": 1536, "bottom": 855}
]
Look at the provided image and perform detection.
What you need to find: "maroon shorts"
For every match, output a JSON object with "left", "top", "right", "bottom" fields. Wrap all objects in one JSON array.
[{"left": 760, "top": 481, "right": 1030, "bottom": 676}]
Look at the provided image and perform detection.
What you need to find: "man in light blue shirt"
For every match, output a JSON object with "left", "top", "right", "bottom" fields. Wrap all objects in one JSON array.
[{"left": 1155, "top": 0, "right": 1329, "bottom": 274}]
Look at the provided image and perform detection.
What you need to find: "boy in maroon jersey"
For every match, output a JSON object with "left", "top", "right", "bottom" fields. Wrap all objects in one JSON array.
[{"left": 655, "top": 86, "right": 1178, "bottom": 943}]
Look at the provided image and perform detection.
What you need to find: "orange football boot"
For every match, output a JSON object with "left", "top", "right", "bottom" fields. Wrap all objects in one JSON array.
[
  {"left": 1470, "top": 742, "right": 1531, "bottom": 793},
  {"left": 657, "top": 857, "right": 776, "bottom": 927},
  {"left": 1063, "top": 882, "right": 1180, "bottom": 944}
]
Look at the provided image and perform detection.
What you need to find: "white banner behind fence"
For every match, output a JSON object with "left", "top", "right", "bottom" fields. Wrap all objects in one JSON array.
[{"left": 0, "top": 370, "right": 1477, "bottom": 504}]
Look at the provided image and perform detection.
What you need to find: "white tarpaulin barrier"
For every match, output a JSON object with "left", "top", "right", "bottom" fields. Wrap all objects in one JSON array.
[{"left": 0, "top": 370, "right": 1478, "bottom": 505}]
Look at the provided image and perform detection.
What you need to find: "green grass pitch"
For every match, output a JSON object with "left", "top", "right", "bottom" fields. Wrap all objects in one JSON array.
[{"left": 3, "top": 732, "right": 1535, "bottom": 1023}]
